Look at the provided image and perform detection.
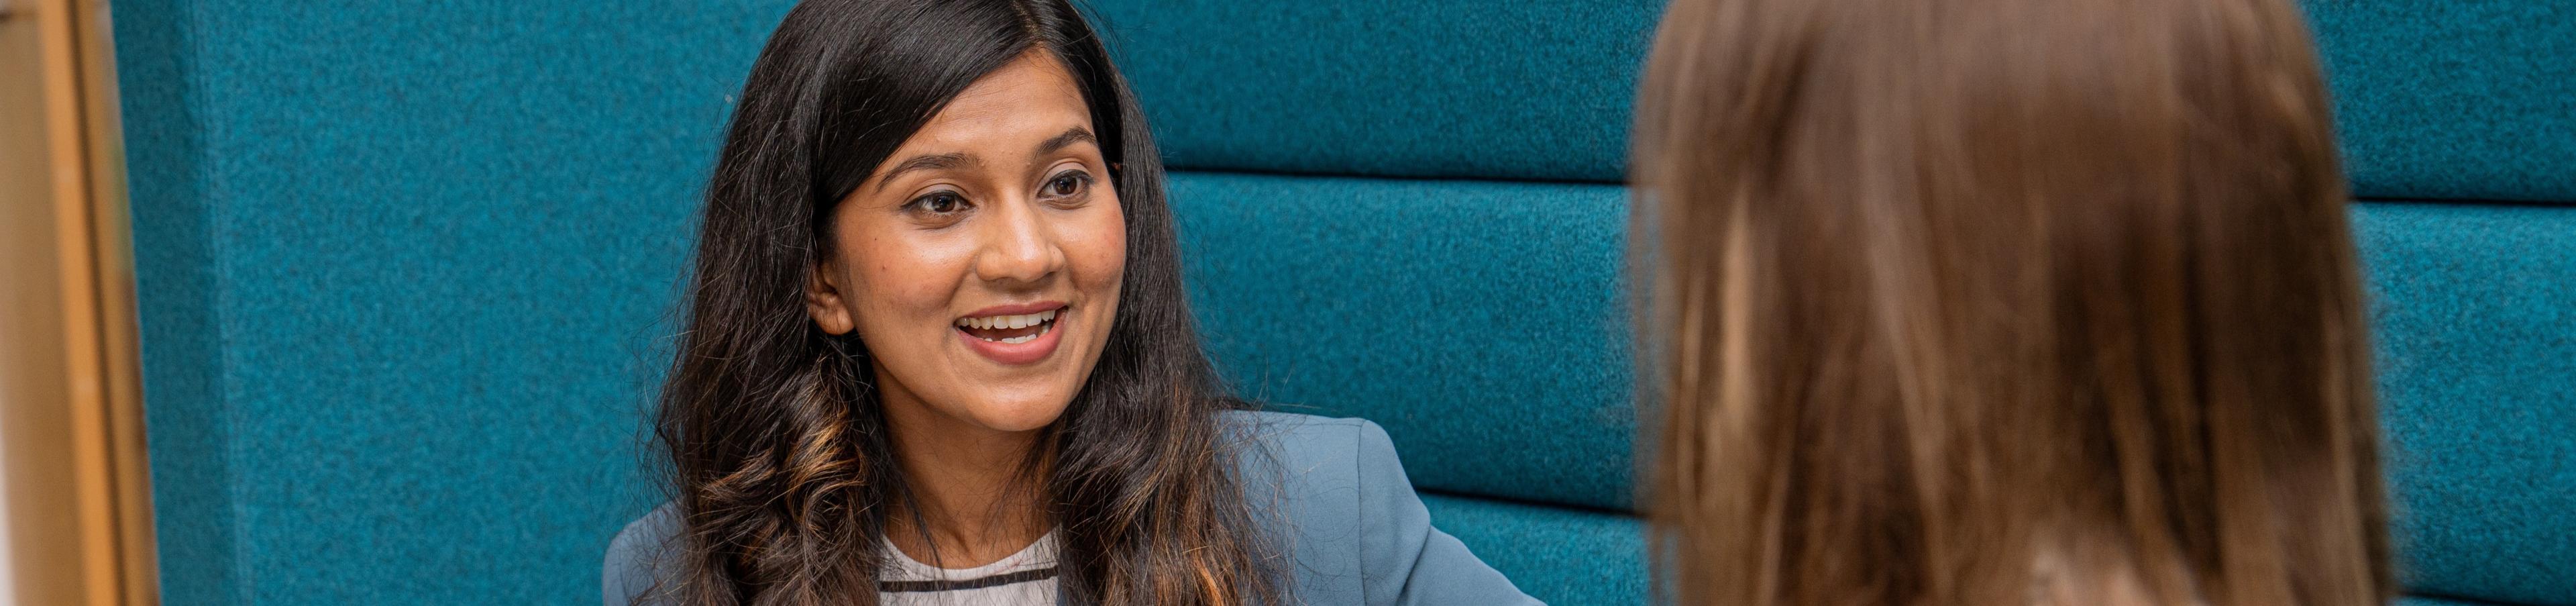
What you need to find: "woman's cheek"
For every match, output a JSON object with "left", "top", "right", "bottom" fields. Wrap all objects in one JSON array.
[
  {"left": 855, "top": 233, "right": 973, "bottom": 343},
  {"left": 1073, "top": 199, "right": 1128, "bottom": 289}
]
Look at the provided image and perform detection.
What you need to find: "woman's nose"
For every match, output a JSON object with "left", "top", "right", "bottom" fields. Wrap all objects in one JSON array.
[{"left": 973, "top": 197, "right": 1063, "bottom": 285}]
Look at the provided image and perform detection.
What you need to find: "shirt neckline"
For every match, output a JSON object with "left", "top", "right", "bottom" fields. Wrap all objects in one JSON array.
[{"left": 881, "top": 529, "right": 1061, "bottom": 579}]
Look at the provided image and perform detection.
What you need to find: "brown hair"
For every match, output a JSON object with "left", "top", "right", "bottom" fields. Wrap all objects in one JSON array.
[{"left": 1631, "top": 0, "right": 2392, "bottom": 604}]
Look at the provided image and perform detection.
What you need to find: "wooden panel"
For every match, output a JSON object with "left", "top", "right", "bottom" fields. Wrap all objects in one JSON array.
[{"left": 0, "top": 0, "right": 156, "bottom": 604}]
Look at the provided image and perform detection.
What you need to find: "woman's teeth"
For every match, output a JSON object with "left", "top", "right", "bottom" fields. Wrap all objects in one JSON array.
[
  {"left": 955, "top": 309, "right": 1059, "bottom": 344},
  {"left": 957, "top": 309, "right": 1057, "bottom": 330},
  {"left": 995, "top": 326, "right": 1046, "bottom": 344}
]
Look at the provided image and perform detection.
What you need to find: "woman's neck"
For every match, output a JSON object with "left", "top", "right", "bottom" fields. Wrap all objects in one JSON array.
[{"left": 879, "top": 387, "right": 1053, "bottom": 569}]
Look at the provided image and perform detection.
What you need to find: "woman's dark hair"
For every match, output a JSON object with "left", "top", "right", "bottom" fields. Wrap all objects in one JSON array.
[{"left": 651, "top": 1, "right": 1275, "bottom": 603}]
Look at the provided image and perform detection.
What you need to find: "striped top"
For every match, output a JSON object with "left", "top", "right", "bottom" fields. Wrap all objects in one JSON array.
[{"left": 879, "top": 531, "right": 1059, "bottom": 605}]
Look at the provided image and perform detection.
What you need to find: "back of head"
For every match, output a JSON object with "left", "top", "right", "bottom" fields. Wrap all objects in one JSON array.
[{"left": 1631, "top": 0, "right": 2392, "bottom": 604}]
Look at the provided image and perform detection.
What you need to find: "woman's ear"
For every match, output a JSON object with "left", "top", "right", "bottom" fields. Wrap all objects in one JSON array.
[{"left": 805, "top": 258, "right": 857, "bottom": 335}]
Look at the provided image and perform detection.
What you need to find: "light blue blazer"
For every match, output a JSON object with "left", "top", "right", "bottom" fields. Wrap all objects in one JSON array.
[{"left": 603, "top": 411, "right": 1539, "bottom": 605}]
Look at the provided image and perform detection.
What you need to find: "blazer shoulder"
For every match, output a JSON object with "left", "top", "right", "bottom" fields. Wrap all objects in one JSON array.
[
  {"left": 603, "top": 503, "right": 682, "bottom": 605},
  {"left": 1222, "top": 409, "right": 1538, "bottom": 605},
  {"left": 1221, "top": 409, "right": 1373, "bottom": 465}
]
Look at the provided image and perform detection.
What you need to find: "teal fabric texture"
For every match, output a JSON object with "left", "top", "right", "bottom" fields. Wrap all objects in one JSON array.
[
  {"left": 111, "top": 0, "right": 2572, "bottom": 604},
  {"left": 1421, "top": 495, "right": 1646, "bottom": 606},
  {"left": 114, "top": 0, "right": 796, "bottom": 602},
  {"left": 1098, "top": 0, "right": 2576, "bottom": 203},
  {"left": 2407, "top": 598, "right": 2535, "bottom": 606},
  {"left": 1170, "top": 172, "right": 1635, "bottom": 511},
  {"left": 1087, "top": 0, "right": 1664, "bottom": 183},
  {"left": 2355, "top": 202, "right": 2576, "bottom": 605},
  {"left": 2309, "top": 3, "right": 2576, "bottom": 202}
]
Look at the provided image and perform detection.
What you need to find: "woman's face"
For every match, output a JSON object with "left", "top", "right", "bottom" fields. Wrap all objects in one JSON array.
[{"left": 806, "top": 52, "right": 1125, "bottom": 436}]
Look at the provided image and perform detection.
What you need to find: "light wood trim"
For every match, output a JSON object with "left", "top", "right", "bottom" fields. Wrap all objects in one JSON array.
[
  {"left": 11, "top": 0, "right": 157, "bottom": 603},
  {"left": 73, "top": 0, "right": 158, "bottom": 601},
  {"left": 36, "top": 0, "right": 118, "bottom": 601}
]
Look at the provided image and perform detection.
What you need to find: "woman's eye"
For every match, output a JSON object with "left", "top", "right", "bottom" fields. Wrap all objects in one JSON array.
[
  {"left": 1042, "top": 172, "right": 1090, "bottom": 199},
  {"left": 908, "top": 191, "right": 967, "bottom": 215}
]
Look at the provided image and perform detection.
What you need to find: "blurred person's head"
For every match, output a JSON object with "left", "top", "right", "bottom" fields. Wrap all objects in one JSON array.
[
  {"left": 651, "top": 0, "right": 1272, "bottom": 603},
  {"left": 1631, "top": 0, "right": 2390, "bottom": 603}
]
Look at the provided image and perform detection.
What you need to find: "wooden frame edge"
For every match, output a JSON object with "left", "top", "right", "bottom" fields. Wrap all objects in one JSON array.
[{"left": 28, "top": 0, "right": 158, "bottom": 603}]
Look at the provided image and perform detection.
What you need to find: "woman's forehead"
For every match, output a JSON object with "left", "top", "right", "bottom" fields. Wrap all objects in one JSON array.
[{"left": 911, "top": 54, "right": 1093, "bottom": 148}]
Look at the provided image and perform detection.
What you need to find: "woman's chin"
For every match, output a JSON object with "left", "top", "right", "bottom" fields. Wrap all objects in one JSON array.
[{"left": 958, "top": 393, "right": 1073, "bottom": 434}]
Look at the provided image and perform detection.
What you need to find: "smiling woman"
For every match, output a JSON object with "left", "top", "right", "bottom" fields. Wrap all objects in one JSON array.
[
  {"left": 601, "top": 1, "right": 1532, "bottom": 605},
  {"left": 806, "top": 54, "right": 1128, "bottom": 440}
]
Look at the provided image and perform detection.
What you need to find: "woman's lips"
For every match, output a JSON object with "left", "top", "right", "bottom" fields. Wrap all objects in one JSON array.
[{"left": 954, "top": 304, "right": 1066, "bottom": 366}]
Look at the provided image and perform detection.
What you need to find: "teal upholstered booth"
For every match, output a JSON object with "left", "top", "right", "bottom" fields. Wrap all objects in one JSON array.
[{"left": 113, "top": 0, "right": 2571, "bottom": 604}]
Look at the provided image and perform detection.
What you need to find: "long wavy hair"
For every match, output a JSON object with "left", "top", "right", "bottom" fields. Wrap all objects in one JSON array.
[
  {"left": 1633, "top": 0, "right": 2390, "bottom": 604},
  {"left": 650, "top": 1, "right": 1276, "bottom": 603}
]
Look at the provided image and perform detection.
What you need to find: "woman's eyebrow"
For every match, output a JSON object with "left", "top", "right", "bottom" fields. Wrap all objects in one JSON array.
[
  {"left": 1035, "top": 127, "right": 1097, "bottom": 156},
  {"left": 873, "top": 152, "right": 979, "bottom": 192}
]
